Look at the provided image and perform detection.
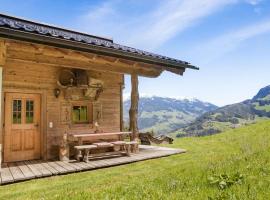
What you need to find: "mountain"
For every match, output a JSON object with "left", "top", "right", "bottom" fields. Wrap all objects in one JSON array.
[
  {"left": 175, "top": 85, "right": 270, "bottom": 137},
  {"left": 123, "top": 96, "right": 218, "bottom": 134},
  {"left": 252, "top": 85, "right": 270, "bottom": 100}
]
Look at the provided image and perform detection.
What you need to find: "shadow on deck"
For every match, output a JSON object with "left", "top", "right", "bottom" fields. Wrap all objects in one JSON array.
[{"left": 0, "top": 145, "right": 186, "bottom": 185}]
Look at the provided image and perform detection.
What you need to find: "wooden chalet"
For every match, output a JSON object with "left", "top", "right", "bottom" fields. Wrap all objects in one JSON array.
[{"left": 0, "top": 13, "right": 198, "bottom": 165}]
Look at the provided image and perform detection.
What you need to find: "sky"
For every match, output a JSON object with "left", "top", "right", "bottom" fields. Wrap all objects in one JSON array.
[{"left": 0, "top": 0, "right": 270, "bottom": 106}]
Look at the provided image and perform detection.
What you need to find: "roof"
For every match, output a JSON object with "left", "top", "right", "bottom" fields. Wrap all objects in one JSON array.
[{"left": 0, "top": 13, "right": 198, "bottom": 71}]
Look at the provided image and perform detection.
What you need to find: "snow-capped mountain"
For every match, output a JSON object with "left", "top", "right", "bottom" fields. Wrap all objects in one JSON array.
[{"left": 123, "top": 96, "right": 218, "bottom": 134}]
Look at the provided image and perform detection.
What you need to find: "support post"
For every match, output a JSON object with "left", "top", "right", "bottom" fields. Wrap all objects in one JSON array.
[
  {"left": 129, "top": 74, "right": 139, "bottom": 141},
  {"left": 0, "top": 40, "right": 6, "bottom": 170},
  {"left": 0, "top": 68, "right": 2, "bottom": 170},
  {"left": 120, "top": 74, "right": 124, "bottom": 132}
]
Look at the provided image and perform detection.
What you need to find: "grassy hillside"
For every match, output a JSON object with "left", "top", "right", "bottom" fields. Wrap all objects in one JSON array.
[
  {"left": 1, "top": 120, "right": 270, "bottom": 199},
  {"left": 124, "top": 96, "right": 217, "bottom": 134},
  {"left": 176, "top": 101, "right": 270, "bottom": 137},
  {"left": 173, "top": 85, "right": 270, "bottom": 137},
  {"left": 138, "top": 110, "right": 196, "bottom": 134}
]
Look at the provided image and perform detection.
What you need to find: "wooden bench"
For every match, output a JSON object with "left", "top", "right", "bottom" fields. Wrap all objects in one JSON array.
[
  {"left": 74, "top": 145, "right": 97, "bottom": 162},
  {"left": 74, "top": 141, "right": 131, "bottom": 162},
  {"left": 110, "top": 141, "right": 130, "bottom": 156},
  {"left": 92, "top": 142, "right": 114, "bottom": 148},
  {"left": 126, "top": 141, "right": 139, "bottom": 153},
  {"left": 91, "top": 142, "right": 130, "bottom": 159}
]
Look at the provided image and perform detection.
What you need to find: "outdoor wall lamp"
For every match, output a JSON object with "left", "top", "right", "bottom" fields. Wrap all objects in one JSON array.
[{"left": 54, "top": 88, "right": 61, "bottom": 98}]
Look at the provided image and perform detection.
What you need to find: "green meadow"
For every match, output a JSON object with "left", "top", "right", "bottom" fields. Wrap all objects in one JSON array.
[{"left": 1, "top": 120, "right": 270, "bottom": 200}]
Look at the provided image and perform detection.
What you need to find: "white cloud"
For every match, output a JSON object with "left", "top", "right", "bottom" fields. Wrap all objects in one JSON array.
[
  {"left": 123, "top": 92, "right": 130, "bottom": 101},
  {"left": 126, "top": 0, "right": 237, "bottom": 50},
  {"left": 245, "top": 0, "right": 262, "bottom": 5},
  {"left": 192, "top": 19, "right": 270, "bottom": 63},
  {"left": 76, "top": 0, "right": 237, "bottom": 50},
  {"left": 123, "top": 92, "right": 200, "bottom": 102}
]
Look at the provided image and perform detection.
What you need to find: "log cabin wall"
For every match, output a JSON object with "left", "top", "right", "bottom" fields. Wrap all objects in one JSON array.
[{"left": 2, "top": 43, "right": 123, "bottom": 160}]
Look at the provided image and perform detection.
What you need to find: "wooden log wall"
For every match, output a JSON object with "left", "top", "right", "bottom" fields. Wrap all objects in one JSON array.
[{"left": 2, "top": 41, "right": 124, "bottom": 160}]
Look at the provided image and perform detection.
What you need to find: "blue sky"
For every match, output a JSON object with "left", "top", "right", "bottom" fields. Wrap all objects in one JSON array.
[{"left": 1, "top": 0, "right": 270, "bottom": 106}]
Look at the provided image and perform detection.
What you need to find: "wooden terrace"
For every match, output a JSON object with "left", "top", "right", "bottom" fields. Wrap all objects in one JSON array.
[{"left": 0, "top": 145, "right": 186, "bottom": 185}]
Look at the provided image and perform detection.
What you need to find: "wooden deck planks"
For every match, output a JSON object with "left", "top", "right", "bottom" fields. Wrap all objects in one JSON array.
[
  {"left": 0, "top": 146, "right": 186, "bottom": 185},
  {"left": 1, "top": 165, "right": 14, "bottom": 184},
  {"left": 68, "top": 160, "right": 91, "bottom": 170},
  {"left": 24, "top": 161, "right": 43, "bottom": 178},
  {"left": 40, "top": 162, "right": 59, "bottom": 175},
  {"left": 7, "top": 163, "right": 25, "bottom": 181},
  {"left": 100, "top": 158, "right": 119, "bottom": 166},
  {"left": 83, "top": 161, "right": 97, "bottom": 169},
  {"left": 28, "top": 160, "right": 52, "bottom": 177},
  {"left": 92, "top": 160, "right": 109, "bottom": 167},
  {"left": 16, "top": 162, "right": 35, "bottom": 179},
  {"left": 47, "top": 161, "right": 69, "bottom": 174},
  {"left": 55, "top": 161, "right": 78, "bottom": 172}
]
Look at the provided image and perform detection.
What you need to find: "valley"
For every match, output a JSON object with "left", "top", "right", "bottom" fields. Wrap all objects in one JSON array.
[{"left": 124, "top": 85, "right": 270, "bottom": 137}]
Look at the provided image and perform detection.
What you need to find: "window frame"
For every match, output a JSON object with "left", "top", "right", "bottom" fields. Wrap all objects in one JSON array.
[
  {"left": 25, "top": 99, "right": 34, "bottom": 124},
  {"left": 12, "top": 99, "right": 22, "bottom": 124},
  {"left": 70, "top": 101, "right": 93, "bottom": 126}
]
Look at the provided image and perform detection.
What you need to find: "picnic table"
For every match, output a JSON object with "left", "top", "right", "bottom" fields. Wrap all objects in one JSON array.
[
  {"left": 68, "top": 131, "right": 135, "bottom": 162},
  {"left": 69, "top": 131, "right": 132, "bottom": 145}
]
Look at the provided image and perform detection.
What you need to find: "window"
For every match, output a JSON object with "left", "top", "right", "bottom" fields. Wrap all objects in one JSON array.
[
  {"left": 12, "top": 99, "right": 22, "bottom": 124},
  {"left": 72, "top": 105, "right": 91, "bottom": 124},
  {"left": 26, "top": 100, "right": 34, "bottom": 123}
]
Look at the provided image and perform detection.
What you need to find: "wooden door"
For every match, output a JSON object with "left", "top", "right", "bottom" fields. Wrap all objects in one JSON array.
[{"left": 4, "top": 93, "right": 41, "bottom": 162}]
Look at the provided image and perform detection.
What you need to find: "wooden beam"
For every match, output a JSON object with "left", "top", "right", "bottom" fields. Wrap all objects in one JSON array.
[
  {"left": 120, "top": 86, "right": 123, "bottom": 131},
  {"left": 0, "top": 40, "right": 5, "bottom": 170},
  {"left": 6, "top": 41, "right": 164, "bottom": 78},
  {"left": 0, "top": 67, "right": 1, "bottom": 170},
  {"left": 129, "top": 74, "right": 139, "bottom": 141},
  {"left": 165, "top": 67, "right": 185, "bottom": 75},
  {"left": 120, "top": 74, "right": 124, "bottom": 132},
  {"left": 0, "top": 41, "right": 6, "bottom": 66},
  {"left": 0, "top": 42, "right": 5, "bottom": 141},
  {"left": 7, "top": 41, "right": 163, "bottom": 71},
  {"left": 7, "top": 49, "right": 163, "bottom": 78}
]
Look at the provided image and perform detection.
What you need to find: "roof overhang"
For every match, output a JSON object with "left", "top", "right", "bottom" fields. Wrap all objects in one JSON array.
[{"left": 0, "top": 13, "right": 199, "bottom": 76}]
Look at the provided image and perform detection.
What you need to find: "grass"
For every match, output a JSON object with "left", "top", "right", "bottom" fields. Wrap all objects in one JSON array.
[
  {"left": 203, "top": 120, "right": 232, "bottom": 131},
  {"left": 260, "top": 94, "right": 270, "bottom": 101},
  {"left": 254, "top": 102, "right": 270, "bottom": 112},
  {"left": 139, "top": 110, "right": 196, "bottom": 134},
  {"left": 1, "top": 120, "right": 270, "bottom": 199}
]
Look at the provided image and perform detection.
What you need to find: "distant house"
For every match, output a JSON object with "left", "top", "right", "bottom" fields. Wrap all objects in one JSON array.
[{"left": 0, "top": 13, "right": 197, "bottom": 163}]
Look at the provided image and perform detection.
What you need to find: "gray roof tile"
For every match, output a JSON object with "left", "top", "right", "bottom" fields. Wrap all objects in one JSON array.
[{"left": 0, "top": 13, "right": 198, "bottom": 70}]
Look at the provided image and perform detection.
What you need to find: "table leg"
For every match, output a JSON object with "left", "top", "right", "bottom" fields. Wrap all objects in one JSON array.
[
  {"left": 84, "top": 149, "right": 89, "bottom": 163},
  {"left": 76, "top": 149, "right": 82, "bottom": 161},
  {"left": 135, "top": 143, "right": 139, "bottom": 153},
  {"left": 126, "top": 144, "right": 131, "bottom": 156},
  {"left": 78, "top": 138, "right": 83, "bottom": 145}
]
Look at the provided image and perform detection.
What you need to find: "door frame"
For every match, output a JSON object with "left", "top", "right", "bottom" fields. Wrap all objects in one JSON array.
[{"left": 2, "top": 88, "right": 47, "bottom": 162}]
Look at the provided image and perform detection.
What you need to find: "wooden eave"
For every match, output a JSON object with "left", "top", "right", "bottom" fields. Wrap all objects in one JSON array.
[{"left": 0, "top": 13, "right": 199, "bottom": 77}]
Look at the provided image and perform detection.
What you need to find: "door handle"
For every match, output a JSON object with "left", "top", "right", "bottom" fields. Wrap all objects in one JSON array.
[{"left": 34, "top": 123, "right": 39, "bottom": 127}]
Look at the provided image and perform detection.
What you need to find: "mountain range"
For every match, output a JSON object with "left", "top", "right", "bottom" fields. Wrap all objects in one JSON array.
[
  {"left": 123, "top": 96, "right": 217, "bottom": 134},
  {"left": 175, "top": 85, "right": 270, "bottom": 137},
  {"left": 123, "top": 85, "right": 270, "bottom": 137}
]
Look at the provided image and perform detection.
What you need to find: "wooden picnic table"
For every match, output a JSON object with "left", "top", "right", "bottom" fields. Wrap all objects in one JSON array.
[
  {"left": 69, "top": 132, "right": 132, "bottom": 145},
  {"left": 67, "top": 131, "right": 139, "bottom": 161}
]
